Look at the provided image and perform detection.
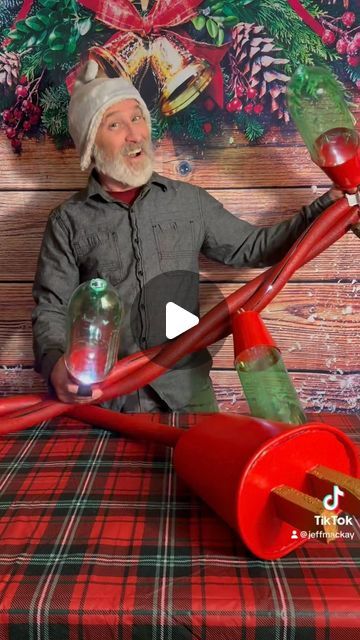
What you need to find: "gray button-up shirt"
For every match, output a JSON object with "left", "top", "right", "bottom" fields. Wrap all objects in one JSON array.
[{"left": 32, "top": 170, "right": 333, "bottom": 411}]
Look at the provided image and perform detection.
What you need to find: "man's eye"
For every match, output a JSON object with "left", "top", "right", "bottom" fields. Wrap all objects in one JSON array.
[{"left": 109, "top": 122, "right": 119, "bottom": 129}]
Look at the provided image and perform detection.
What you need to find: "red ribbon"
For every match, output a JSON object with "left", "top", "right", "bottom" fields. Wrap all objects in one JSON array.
[
  {"left": 75, "top": 0, "right": 229, "bottom": 107},
  {"left": 286, "top": 0, "right": 324, "bottom": 37}
]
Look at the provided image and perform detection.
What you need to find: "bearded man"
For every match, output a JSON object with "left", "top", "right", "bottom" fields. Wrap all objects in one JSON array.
[{"left": 32, "top": 60, "right": 340, "bottom": 413}]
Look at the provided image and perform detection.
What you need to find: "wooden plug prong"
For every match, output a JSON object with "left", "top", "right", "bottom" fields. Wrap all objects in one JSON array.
[{"left": 272, "top": 485, "right": 337, "bottom": 543}]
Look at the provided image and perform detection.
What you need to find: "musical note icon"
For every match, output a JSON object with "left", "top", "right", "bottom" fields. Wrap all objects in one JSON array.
[{"left": 322, "top": 485, "right": 344, "bottom": 511}]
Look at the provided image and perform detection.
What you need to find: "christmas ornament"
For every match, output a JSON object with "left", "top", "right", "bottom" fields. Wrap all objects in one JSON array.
[{"left": 69, "top": 0, "right": 229, "bottom": 114}]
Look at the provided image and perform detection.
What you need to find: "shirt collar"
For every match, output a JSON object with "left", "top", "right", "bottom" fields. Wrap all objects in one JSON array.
[{"left": 83, "top": 169, "right": 168, "bottom": 203}]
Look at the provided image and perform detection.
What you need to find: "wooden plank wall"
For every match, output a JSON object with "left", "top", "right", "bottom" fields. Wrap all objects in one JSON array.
[{"left": 0, "top": 115, "right": 359, "bottom": 414}]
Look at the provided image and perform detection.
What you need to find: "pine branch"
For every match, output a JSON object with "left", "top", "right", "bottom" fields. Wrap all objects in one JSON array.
[
  {"left": 39, "top": 84, "right": 70, "bottom": 137},
  {"left": 257, "top": 0, "right": 333, "bottom": 72}
]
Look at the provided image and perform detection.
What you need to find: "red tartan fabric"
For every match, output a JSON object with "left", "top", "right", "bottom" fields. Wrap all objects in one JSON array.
[{"left": 0, "top": 413, "right": 358, "bottom": 639}]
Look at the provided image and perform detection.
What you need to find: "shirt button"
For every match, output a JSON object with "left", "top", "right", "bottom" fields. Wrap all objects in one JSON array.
[
  {"left": 140, "top": 303, "right": 145, "bottom": 310},
  {"left": 138, "top": 270, "right": 143, "bottom": 276},
  {"left": 134, "top": 238, "right": 139, "bottom": 244}
]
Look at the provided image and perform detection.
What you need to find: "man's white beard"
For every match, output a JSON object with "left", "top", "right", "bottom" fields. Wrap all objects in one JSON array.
[{"left": 93, "top": 140, "right": 155, "bottom": 188}]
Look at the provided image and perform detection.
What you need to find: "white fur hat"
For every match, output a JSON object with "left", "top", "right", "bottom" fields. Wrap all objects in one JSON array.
[{"left": 68, "top": 60, "right": 152, "bottom": 171}]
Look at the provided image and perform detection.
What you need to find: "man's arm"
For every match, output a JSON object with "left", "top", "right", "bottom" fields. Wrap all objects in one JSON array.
[
  {"left": 32, "top": 208, "right": 79, "bottom": 386},
  {"left": 198, "top": 188, "right": 335, "bottom": 268}
]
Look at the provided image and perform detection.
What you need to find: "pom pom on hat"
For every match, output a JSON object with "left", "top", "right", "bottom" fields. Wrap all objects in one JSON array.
[{"left": 68, "top": 61, "right": 152, "bottom": 171}]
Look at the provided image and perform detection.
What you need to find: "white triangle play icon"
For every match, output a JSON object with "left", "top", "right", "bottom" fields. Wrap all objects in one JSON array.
[{"left": 166, "top": 302, "right": 199, "bottom": 340}]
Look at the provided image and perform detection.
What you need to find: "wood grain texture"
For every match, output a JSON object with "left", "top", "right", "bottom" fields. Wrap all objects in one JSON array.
[
  {"left": 0, "top": 188, "right": 358, "bottom": 281},
  {"left": 0, "top": 369, "right": 357, "bottom": 414},
  {"left": 0, "top": 135, "right": 330, "bottom": 190},
  {"left": 0, "top": 283, "right": 358, "bottom": 371}
]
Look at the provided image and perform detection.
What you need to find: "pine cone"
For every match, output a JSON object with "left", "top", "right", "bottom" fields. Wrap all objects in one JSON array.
[
  {"left": 230, "top": 23, "right": 290, "bottom": 122},
  {"left": 0, "top": 50, "right": 20, "bottom": 88}
]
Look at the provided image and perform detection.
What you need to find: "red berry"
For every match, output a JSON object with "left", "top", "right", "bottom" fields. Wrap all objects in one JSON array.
[
  {"left": 15, "top": 85, "right": 28, "bottom": 98},
  {"left": 348, "top": 54, "right": 360, "bottom": 66},
  {"left": 236, "top": 85, "right": 245, "bottom": 98},
  {"left": 6, "top": 127, "right": 17, "bottom": 138},
  {"left": 336, "top": 38, "right": 349, "bottom": 55},
  {"left": 246, "top": 87, "right": 258, "bottom": 100},
  {"left": 322, "top": 30, "right": 336, "bottom": 46},
  {"left": 203, "top": 97, "right": 215, "bottom": 112},
  {"left": 244, "top": 103, "right": 253, "bottom": 114},
  {"left": 226, "top": 97, "right": 241, "bottom": 112},
  {"left": 342, "top": 12, "right": 356, "bottom": 28},
  {"left": 23, "top": 120, "right": 32, "bottom": 131},
  {"left": 19, "top": 75, "right": 28, "bottom": 85},
  {"left": 253, "top": 103, "right": 264, "bottom": 115},
  {"left": 21, "top": 99, "right": 33, "bottom": 112},
  {"left": 13, "top": 108, "right": 23, "bottom": 119},
  {"left": 32, "top": 105, "right": 41, "bottom": 116},
  {"left": 354, "top": 32, "right": 360, "bottom": 47},
  {"left": 2, "top": 109, "right": 12, "bottom": 123},
  {"left": 29, "top": 114, "right": 40, "bottom": 125},
  {"left": 235, "top": 102, "right": 243, "bottom": 112},
  {"left": 11, "top": 138, "right": 21, "bottom": 151},
  {"left": 347, "top": 40, "right": 359, "bottom": 56},
  {"left": 202, "top": 122, "right": 212, "bottom": 134}
]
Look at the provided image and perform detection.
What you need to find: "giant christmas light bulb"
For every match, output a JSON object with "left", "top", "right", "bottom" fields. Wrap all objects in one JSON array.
[
  {"left": 64, "top": 278, "right": 123, "bottom": 391},
  {"left": 287, "top": 65, "right": 360, "bottom": 192}
]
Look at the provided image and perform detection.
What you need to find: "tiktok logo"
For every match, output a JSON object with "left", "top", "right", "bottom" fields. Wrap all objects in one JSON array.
[{"left": 322, "top": 485, "right": 344, "bottom": 511}]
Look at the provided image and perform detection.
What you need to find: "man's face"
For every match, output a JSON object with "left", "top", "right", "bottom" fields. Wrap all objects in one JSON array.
[{"left": 93, "top": 98, "right": 154, "bottom": 188}]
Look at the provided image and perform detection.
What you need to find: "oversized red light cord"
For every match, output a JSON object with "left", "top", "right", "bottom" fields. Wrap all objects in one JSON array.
[{"left": 0, "top": 197, "right": 358, "bottom": 434}]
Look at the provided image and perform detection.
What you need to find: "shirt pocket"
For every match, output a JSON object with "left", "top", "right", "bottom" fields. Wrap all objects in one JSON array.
[
  {"left": 74, "top": 229, "right": 124, "bottom": 287},
  {"left": 151, "top": 218, "right": 196, "bottom": 272}
]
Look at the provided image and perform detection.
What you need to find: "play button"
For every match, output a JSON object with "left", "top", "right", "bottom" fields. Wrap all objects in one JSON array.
[
  {"left": 165, "top": 302, "right": 199, "bottom": 339},
  {"left": 129, "top": 270, "right": 227, "bottom": 371}
]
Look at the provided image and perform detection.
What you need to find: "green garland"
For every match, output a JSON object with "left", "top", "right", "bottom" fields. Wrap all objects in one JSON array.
[
  {"left": 0, "top": 0, "right": 358, "bottom": 149},
  {"left": 5, "top": 0, "right": 110, "bottom": 73}
]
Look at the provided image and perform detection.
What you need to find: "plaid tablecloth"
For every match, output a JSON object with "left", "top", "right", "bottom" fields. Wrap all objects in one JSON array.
[{"left": 0, "top": 412, "right": 358, "bottom": 640}]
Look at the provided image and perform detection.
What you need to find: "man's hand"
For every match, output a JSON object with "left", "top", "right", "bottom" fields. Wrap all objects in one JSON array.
[
  {"left": 50, "top": 355, "right": 103, "bottom": 404},
  {"left": 329, "top": 186, "right": 358, "bottom": 201}
]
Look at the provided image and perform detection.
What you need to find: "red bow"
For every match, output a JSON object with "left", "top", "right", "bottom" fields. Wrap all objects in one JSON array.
[{"left": 76, "top": 0, "right": 229, "bottom": 107}]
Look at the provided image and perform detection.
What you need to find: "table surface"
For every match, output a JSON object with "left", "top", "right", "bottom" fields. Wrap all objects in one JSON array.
[{"left": 0, "top": 412, "right": 358, "bottom": 640}]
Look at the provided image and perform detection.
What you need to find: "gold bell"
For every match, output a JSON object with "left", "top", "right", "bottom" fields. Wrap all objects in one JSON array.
[
  {"left": 89, "top": 32, "right": 149, "bottom": 81},
  {"left": 150, "top": 33, "right": 214, "bottom": 116}
]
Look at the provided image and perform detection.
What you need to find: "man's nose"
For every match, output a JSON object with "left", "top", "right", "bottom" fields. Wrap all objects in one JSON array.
[{"left": 125, "top": 123, "right": 143, "bottom": 143}]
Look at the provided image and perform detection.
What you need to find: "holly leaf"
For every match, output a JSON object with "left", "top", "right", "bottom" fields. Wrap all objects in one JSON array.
[
  {"left": 37, "top": 14, "right": 51, "bottom": 27},
  {"left": 13, "top": 21, "right": 30, "bottom": 34},
  {"left": 216, "top": 27, "right": 225, "bottom": 46},
  {"left": 67, "top": 33, "right": 79, "bottom": 54},
  {"left": 192, "top": 15, "right": 206, "bottom": 31},
  {"left": 50, "top": 42, "right": 65, "bottom": 51},
  {"left": 206, "top": 18, "right": 218, "bottom": 39},
  {"left": 36, "top": 31, "right": 49, "bottom": 45},
  {"left": 43, "top": 49, "right": 55, "bottom": 65},
  {"left": 77, "top": 17, "right": 91, "bottom": 36},
  {"left": 25, "top": 16, "right": 44, "bottom": 32},
  {"left": 39, "top": 0, "right": 60, "bottom": 7},
  {"left": 7, "top": 31, "right": 24, "bottom": 41},
  {"left": 24, "top": 35, "right": 37, "bottom": 48}
]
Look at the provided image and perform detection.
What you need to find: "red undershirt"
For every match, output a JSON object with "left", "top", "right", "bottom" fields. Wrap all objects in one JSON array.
[{"left": 108, "top": 187, "right": 142, "bottom": 206}]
